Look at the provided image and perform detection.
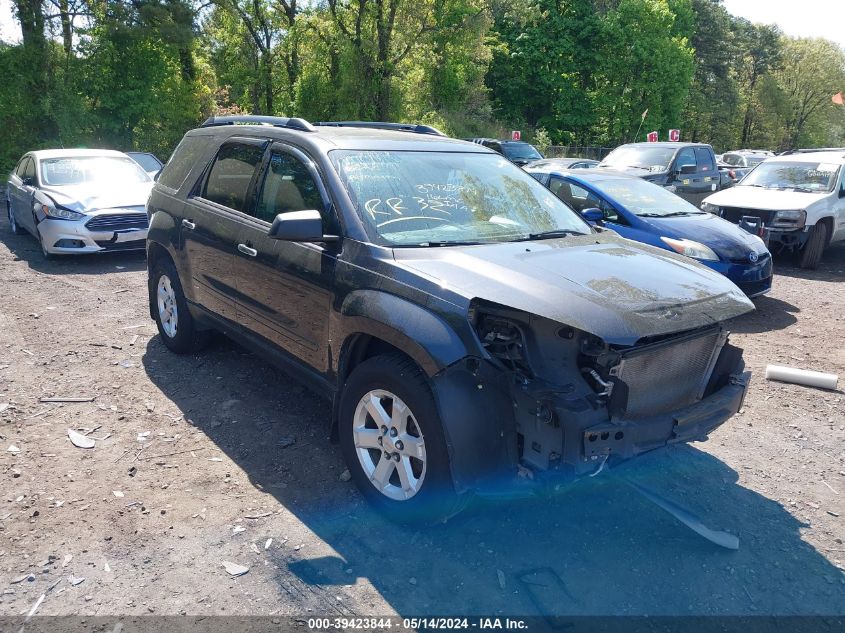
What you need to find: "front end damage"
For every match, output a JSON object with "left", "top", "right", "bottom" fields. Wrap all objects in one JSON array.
[{"left": 433, "top": 301, "right": 750, "bottom": 494}]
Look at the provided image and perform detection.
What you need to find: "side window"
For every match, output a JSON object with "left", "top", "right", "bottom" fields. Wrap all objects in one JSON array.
[
  {"left": 723, "top": 154, "right": 739, "bottom": 166},
  {"left": 675, "top": 148, "right": 697, "bottom": 171},
  {"left": 159, "top": 135, "right": 212, "bottom": 191},
  {"left": 22, "top": 158, "right": 36, "bottom": 182},
  {"left": 202, "top": 142, "right": 265, "bottom": 213},
  {"left": 15, "top": 157, "right": 30, "bottom": 178},
  {"left": 255, "top": 151, "right": 324, "bottom": 223},
  {"left": 694, "top": 147, "right": 715, "bottom": 173}
]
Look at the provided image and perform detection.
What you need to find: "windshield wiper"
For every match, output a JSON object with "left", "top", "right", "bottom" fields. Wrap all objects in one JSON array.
[
  {"left": 417, "top": 240, "right": 484, "bottom": 247},
  {"left": 518, "top": 229, "right": 587, "bottom": 241}
]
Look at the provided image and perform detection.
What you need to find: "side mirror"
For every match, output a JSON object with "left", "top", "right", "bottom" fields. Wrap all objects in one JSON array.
[
  {"left": 581, "top": 208, "right": 604, "bottom": 224},
  {"left": 268, "top": 209, "right": 338, "bottom": 242},
  {"left": 678, "top": 164, "right": 696, "bottom": 175},
  {"left": 21, "top": 176, "right": 34, "bottom": 187}
]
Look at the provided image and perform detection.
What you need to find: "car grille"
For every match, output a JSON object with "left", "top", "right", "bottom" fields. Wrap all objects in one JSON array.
[
  {"left": 612, "top": 329, "right": 724, "bottom": 418},
  {"left": 85, "top": 213, "right": 148, "bottom": 232},
  {"left": 719, "top": 207, "right": 777, "bottom": 225},
  {"left": 728, "top": 251, "right": 770, "bottom": 265}
]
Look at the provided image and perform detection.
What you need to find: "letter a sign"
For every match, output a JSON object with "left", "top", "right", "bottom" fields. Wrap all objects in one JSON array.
[
  {"left": 669, "top": 129, "right": 681, "bottom": 142},
  {"left": 646, "top": 131, "right": 659, "bottom": 142}
]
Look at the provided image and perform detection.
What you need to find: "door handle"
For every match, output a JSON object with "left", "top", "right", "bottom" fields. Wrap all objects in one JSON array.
[
  {"left": 238, "top": 243, "right": 258, "bottom": 257},
  {"left": 182, "top": 219, "right": 196, "bottom": 230}
]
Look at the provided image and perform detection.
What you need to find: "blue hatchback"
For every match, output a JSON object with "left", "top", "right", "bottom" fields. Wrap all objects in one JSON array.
[{"left": 525, "top": 168, "right": 773, "bottom": 297}]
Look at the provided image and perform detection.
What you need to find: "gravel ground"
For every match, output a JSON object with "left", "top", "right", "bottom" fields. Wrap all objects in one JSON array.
[{"left": 0, "top": 214, "right": 843, "bottom": 619}]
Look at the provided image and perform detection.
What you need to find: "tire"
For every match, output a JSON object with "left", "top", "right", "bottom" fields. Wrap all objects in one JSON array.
[
  {"left": 151, "top": 258, "right": 209, "bottom": 354},
  {"left": 799, "top": 221, "right": 828, "bottom": 270},
  {"left": 36, "top": 224, "right": 55, "bottom": 260},
  {"left": 339, "top": 353, "right": 468, "bottom": 524},
  {"left": 6, "top": 201, "right": 24, "bottom": 235}
]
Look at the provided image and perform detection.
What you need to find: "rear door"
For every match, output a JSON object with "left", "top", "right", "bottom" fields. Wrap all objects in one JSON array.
[
  {"left": 232, "top": 143, "right": 337, "bottom": 372},
  {"left": 183, "top": 137, "right": 267, "bottom": 323}
]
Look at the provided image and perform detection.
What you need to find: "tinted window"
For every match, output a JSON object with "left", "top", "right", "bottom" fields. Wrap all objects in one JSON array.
[
  {"left": 723, "top": 154, "right": 741, "bottom": 166},
  {"left": 15, "top": 157, "right": 30, "bottom": 178},
  {"left": 202, "top": 142, "right": 265, "bottom": 212},
  {"left": 158, "top": 135, "right": 213, "bottom": 191},
  {"left": 255, "top": 152, "right": 324, "bottom": 223},
  {"left": 694, "top": 147, "right": 715, "bottom": 172},
  {"left": 22, "top": 158, "right": 36, "bottom": 181}
]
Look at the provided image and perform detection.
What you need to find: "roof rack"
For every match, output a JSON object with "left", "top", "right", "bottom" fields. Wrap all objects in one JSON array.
[
  {"left": 200, "top": 115, "right": 315, "bottom": 132},
  {"left": 782, "top": 147, "right": 845, "bottom": 155},
  {"left": 314, "top": 121, "right": 446, "bottom": 136}
]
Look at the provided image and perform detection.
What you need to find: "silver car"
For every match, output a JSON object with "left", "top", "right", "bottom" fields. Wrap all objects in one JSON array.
[{"left": 5, "top": 149, "right": 153, "bottom": 258}]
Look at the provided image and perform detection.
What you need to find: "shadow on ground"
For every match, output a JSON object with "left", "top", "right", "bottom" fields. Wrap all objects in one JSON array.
[
  {"left": 771, "top": 241, "right": 845, "bottom": 283},
  {"left": 142, "top": 336, "right": 845, "bottom": 618},
  {"left": 0, "top": 218, "right": 146, "bottom": 275}
]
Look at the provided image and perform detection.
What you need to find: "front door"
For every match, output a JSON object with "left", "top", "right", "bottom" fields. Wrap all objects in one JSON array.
[
  {"left": 232, "top": 144, "right": 337, "bottom": 372},
  {"left": 183, "top": 138, "right": 267, "bottom": 323},
  {"left": 669, "top": 147, "right": 715, "bottom": 206},
  {"left": 10, "top": 157, "right": 38, "bottom": 233}
]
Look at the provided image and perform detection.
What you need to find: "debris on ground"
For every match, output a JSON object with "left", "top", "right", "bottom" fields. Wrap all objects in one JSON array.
[
  {"left": 264, "top": 538, "right": 273, "bottom": 550},
  {"left": 497, "top": 569, "right": 506, "bottom": 589},
  {"left": 222, "top": 561, "right": 249, "bottom": 577},
  {"left": 67, "top": 428, "right": 96, "bottom": 449},
  {"left": 765, "top": 364, "right": 838, "bottom": 390},
  {"left": 39, "top": 397, "right": 94, "bottom": 403},
  {"left": 244, "top": 512, "right": 272, "bottom": 519},
  {"left": 7, "top": 444, "right": 20, "bottom": 454},
  {"left": 339, "top": 469, "right": 352, "bottom": 482},
  {"left": 68, "top": 574, "right": 85, "bottom": 586}
]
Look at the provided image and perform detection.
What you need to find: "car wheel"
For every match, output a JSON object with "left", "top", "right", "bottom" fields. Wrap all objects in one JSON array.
[
  {"left": 151, "top": 259, "right": 209, "bottom": 354},
  {"left": 7, "top": 201, "right": 24, "bottom": 235},
  {"left": 36, "top": 224, "right": 55, "bottom": 259},
  {"left": 799, "top": 221, "right": 828, "bottom": 270},
  {"left": 339, "top": 353, "right": 468, "bottom": 523}
]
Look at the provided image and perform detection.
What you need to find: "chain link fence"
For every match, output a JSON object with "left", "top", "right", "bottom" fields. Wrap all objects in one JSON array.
[{"left": 543, "top": 145, "right": 616, "bottom": 161}]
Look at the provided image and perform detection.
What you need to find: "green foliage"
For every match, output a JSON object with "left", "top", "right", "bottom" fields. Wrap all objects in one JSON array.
[{"left": 0, "top": 0, "right": 844, "bottom": 175}]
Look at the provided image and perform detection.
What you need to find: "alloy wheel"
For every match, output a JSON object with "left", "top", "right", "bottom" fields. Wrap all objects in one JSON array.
[
  {"left": 156, "top": 274, "right": 179, "bottom": 338},
  {"left": 352, "top": 389, "right": 427, "bottom": 501}
]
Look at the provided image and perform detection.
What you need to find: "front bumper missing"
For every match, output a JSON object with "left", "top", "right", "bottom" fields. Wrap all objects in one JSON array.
[{"left": 581, "top": 371, "right": 750, "bottom": 462}]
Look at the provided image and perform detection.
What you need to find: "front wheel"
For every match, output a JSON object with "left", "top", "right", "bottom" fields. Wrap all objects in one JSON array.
[
  {"left": 799, "top": 221, "right": 828, "bottom": 270},
  {"left": 339, "top": 353, "right": 467, "bottom": 523},
  {"left": 151, "top": 259, "right": 209, "bottom": 354}
]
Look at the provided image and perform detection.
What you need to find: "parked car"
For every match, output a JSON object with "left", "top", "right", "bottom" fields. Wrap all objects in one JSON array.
[
  {"left": 527, "top": 157, "right": 599, "bottom": 170},
  {"left": 464, "top": 138, "right": 544, "bottom": 166},
  {"left": 5, "top": 149, "right": 153, "bottom": 258},
  {"left": 526, "top": 167, "right": 773, "bottom": 298},
  {"left": 701, "top": 150, "right": 845, "bottom": 269},
  {"left": 146, "top": 115, "right": 754, "bottom": 521},
  {"left": 598, "top": 142, "right": 732, "bottom": 206},
  {"left": 126, "top": 151, "right": 164, "bottom": 178},
  {"left": 721, "top": 149, "right": 773, "bottom": 170}
]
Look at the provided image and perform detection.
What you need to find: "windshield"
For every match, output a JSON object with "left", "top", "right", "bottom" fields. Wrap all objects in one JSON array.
[
  {"left": 740, "top": 161, "right": 841, "bottom": 192},
  {"left": 600, "top": 146, "right": 676, "bottom": 171},
  {"left": 502, "top": 143, "right": 543, "bottom": 161},
  {"left": 745, "top": 156, "right": 766, "bottom": 167},
  {"left": 331, "top": 151, "right": 591, "bottom": 246},
  {"left": 596, "top": 177, "right": 705, "bottom": 217},
  {"left": 40, "top": 156, "right": 151, "bottom": 187}
]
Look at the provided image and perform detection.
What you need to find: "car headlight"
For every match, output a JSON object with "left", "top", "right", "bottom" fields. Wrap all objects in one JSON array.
[
  {"left": 660, "top": 236, "right": 720, "bottom": 261},
  {"left": 771, "top": 210, "right": 806, "bottom": 229},
  {"left": 700, "top": 201, "right": 720, "bottom": 214},
  {"left": 40, "top": 203, "right": 85, "bottom": 221}
]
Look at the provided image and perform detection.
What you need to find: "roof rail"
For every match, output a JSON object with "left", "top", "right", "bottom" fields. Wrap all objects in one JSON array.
[
  {"left": 313, "top": 121, "right": 446, "bottom": 136},
  {"left": 200, "top": 115, "right": 315, "bottom": 132},
  {"left": 783, "top": 147, "right": 845, "bottom": 154}
]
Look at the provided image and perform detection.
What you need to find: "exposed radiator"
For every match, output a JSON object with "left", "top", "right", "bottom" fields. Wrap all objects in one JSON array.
[{"left": 610, "top": 329, "right": 726, "bottom": 419}]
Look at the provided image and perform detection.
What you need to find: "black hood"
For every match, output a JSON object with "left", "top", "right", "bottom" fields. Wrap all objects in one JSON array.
[{"left": 392, "top": 233, "right": 753, "bottom": 346}]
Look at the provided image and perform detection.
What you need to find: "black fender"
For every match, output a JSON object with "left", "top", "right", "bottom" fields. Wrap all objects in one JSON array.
[
  {"left": 333, "top": 290, "right": 516, "bottom": 492},
  {"left": 145, "top": 210, "right": 183, "bottom": 320}
]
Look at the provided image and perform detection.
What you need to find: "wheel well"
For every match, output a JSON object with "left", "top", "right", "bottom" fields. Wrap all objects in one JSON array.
[
  {"left": 330, "top": 334, "right": 424, "bottom": 441},
  {"left": 818, "top": 216, "right": 834, "bottom": 247}
]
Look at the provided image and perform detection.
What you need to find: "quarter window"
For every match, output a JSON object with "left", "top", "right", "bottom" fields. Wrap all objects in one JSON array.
[{"left": 202, "top": 142, "right": 265, "bottom": 213}]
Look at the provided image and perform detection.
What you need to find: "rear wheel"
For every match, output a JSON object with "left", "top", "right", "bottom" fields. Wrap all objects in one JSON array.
[
  {"left": 339, "top": 353, "right": 467, "bottom": 523},
  {"left": 6, "top": 201, "right": 24, "bottom": 235},
  {"left": 799, "top": 221, "right": 828, "bottom": 270},
  {"left": 151, "top": 258, "right": 209, "bottom": 354}
]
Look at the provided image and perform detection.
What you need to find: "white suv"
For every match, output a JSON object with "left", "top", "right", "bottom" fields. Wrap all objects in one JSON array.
[{"left": 701, "top": 150, "right": 845, "bottom": 269}]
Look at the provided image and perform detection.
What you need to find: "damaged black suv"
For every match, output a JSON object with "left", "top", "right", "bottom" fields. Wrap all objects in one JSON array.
[{"left": 146, "top": 116, "right": 754, "bottom": 520}]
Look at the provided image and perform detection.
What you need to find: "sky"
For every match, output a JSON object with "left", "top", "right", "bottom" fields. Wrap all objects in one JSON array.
[{"left": 0, "top": 0, "right": 843, "bottom": 47}]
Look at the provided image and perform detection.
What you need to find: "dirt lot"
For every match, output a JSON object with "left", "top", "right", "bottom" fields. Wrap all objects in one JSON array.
[{"left": 1, "top": 213, "right": 844, "bottom": 619}]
